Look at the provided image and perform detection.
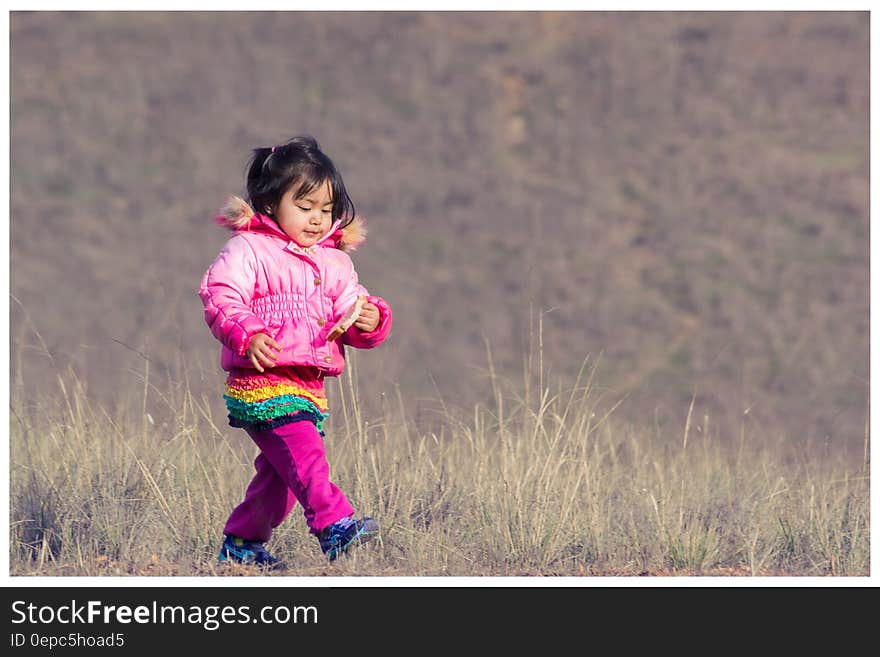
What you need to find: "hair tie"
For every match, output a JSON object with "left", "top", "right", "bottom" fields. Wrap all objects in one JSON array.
[{"left": 270, "top": 146, "right": 276, "bottom": 153}]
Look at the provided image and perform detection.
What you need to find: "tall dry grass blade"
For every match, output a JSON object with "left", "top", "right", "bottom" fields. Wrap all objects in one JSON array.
[
  {"left": 682, "top": 393, "right": 696, "bottom": 452},
  {"left": 484, "top": 335, "right": 504, "bottom": 427},
  {"left": 124, "top": 444, "right": 181, "bottom": 542},
  {"left": 863, "top": 402, "right": 869, "bottom": 475}
]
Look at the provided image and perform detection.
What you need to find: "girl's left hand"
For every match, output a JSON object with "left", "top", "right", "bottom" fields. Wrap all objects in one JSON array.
[{"left": 354, "top": 302, "right": 380, "bottom": 332}]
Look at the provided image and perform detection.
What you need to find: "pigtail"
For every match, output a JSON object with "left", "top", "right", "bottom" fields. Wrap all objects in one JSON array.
[{"left": 214, "top": 195, "right": 256, "bottom": 231}]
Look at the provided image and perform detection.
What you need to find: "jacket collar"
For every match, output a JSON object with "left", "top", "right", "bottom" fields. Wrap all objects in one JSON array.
[
  {"left": 243, "top": 212, "right": 341, "bottom": 253},
  {"left": 216, "top": 195, "right": 365, "bottom": 251}
]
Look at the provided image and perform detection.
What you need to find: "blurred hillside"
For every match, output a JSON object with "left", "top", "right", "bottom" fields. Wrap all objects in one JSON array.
[{"left": 10, "top": 12, "right": 868, "bottom": 450}]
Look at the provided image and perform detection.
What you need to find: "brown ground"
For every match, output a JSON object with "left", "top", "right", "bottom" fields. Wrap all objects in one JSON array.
[{"left": 11, "top": 13, "right": 868, "bottom": 458}]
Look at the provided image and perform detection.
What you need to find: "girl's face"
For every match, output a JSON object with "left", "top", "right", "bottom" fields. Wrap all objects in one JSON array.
[{"left": 272, "top": 179, "right": 334, "bottom": 247}]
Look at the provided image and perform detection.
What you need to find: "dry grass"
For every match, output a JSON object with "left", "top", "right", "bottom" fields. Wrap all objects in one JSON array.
[{"left": 9, "top": 332, "right": 869, "bottom": 578}]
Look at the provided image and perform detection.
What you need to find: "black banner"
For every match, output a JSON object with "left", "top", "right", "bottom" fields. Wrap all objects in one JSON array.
[{"left": 0, "top": 585, "right": 872, "bottom": 652}]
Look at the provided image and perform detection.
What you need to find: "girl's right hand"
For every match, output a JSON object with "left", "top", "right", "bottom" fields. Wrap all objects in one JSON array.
[{"left": 246, "top": 333, "right": 281, "bottom": 372}]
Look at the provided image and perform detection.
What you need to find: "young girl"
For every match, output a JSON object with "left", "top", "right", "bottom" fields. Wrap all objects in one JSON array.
[{"left": 199, "top": 135, "right": 392, "bottom": 568}]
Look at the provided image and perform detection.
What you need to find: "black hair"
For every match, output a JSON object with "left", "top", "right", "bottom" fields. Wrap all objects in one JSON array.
[{"left": 245, "top": 135, "right": 356, "bottom": 229}]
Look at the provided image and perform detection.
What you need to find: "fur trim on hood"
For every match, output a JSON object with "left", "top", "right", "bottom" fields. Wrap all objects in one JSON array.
[{"left": 214, "top": 195, "right": 367, "bottom": 252}]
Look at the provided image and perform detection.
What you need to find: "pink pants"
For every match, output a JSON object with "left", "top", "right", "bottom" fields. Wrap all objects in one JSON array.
[{"left": 223, "top": 420, "right": 355, "bottom": 542}]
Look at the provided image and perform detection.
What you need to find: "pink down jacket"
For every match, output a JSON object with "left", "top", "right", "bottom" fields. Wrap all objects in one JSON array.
[{"left": 199, "top": 208, "right": 392, "bottom": 375}]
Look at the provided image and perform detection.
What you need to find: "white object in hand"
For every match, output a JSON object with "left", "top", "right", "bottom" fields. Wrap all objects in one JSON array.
[{"left": 326, "top": 295, "right": 366, "bottom": 341}]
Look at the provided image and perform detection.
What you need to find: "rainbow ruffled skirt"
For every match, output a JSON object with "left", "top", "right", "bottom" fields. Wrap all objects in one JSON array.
[{"left": 224, "top": 367, "right": 330, "bottom": 434}]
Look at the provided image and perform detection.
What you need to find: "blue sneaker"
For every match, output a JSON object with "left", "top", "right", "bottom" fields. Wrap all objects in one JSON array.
[
  {"left": 318, "top": 516, "right": 379, "bottom": 561},
  {"left": 218, "top": 535, "right": 284, "bottom": 570}
]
